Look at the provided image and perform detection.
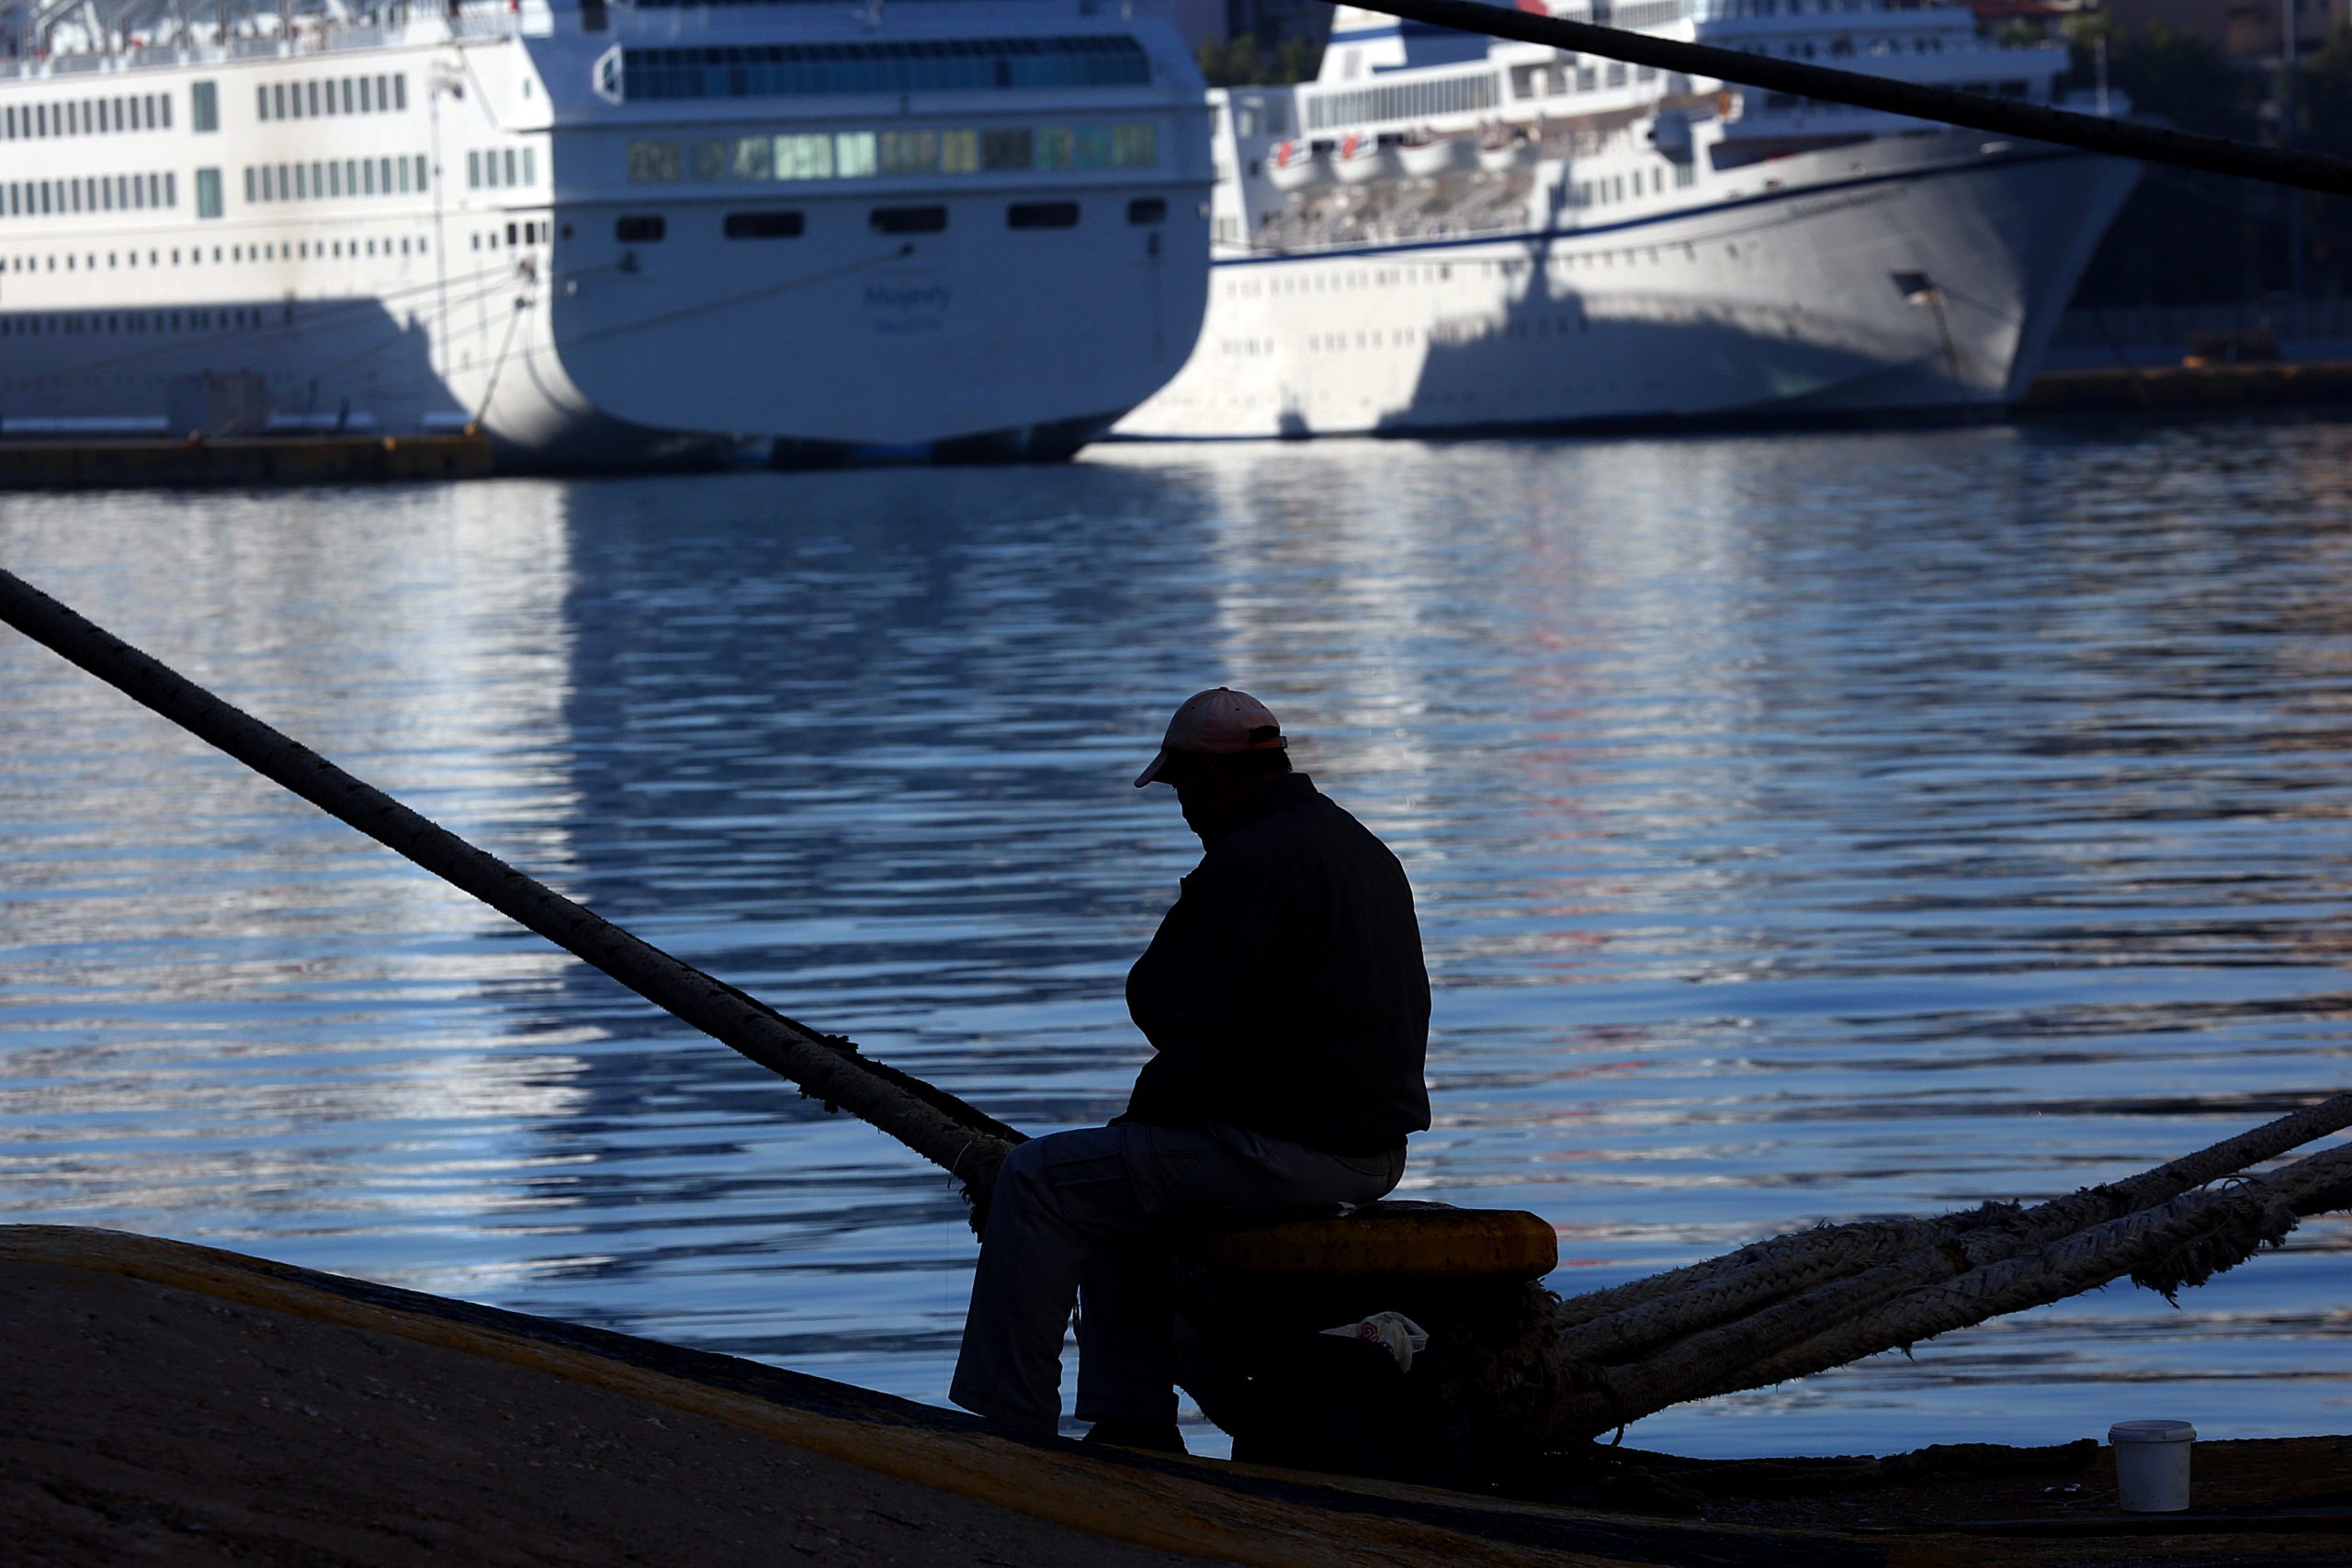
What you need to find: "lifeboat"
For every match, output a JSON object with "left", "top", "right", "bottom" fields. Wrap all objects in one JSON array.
[
  {"left": 1265, "top": 140, "right": 1332, "bottom": 191},
  {"left": 1330, "top": 131, "right": 1399, "bottom": 185},
  {"left": 1397, "top": 132, "right": 1474, "bottom": 180},
  {"left": 1477, "top": 130, "right": 1541, "bottom": 173}
]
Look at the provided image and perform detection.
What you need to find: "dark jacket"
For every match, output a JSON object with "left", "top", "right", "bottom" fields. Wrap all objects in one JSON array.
[{"left": 1119, "top": 773, "right": 1431, "bottom": 1156}]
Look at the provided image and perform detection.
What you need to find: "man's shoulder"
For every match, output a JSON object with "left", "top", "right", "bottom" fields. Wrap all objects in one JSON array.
[{"left": 1216, "top": 777, "right": 1388, "bottom": 867}]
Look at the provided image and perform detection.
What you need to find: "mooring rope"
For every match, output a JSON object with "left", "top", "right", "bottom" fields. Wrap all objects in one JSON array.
[
  {"left": 1533, "top": 1130, "right": 2352, "bottom": 1443},
  {"left": 1331, "top": 0, "right": 2352, "bottom": 197},
  {"left": 0, "top": 569, "right": 1020, "bottom": 1213},
  {"left": 1548, "top": 1091, "right": 2352, "bottom": 1348}
]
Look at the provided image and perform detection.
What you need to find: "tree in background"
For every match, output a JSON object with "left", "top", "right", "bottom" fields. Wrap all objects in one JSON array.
[
  {"left": 2294, "top": 23, "right": 2352, "bottom": 301},
  {"left": 1198, "top": 33, "right": 1323, "bottom": 88},
  {"left": 2062, "top": 17, "right": 2267, "bottom": 308},
  {"left": 2062, "top": 16, "right": 2352, "bottom": 308}
]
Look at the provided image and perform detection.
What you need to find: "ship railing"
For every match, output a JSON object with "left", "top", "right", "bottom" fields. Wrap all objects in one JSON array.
[
  {"left": 309, "top": 25, "right": 406, "bottom": 53},
  {"left": 1257, "top": 165, "right": 1539, "bottom": 251},
  {"left": 1689, "top": 0, "right": 1950, "bottom": 17},
  {"left": 1554, "top": 0, "right": 1696, "bottom": 30}
]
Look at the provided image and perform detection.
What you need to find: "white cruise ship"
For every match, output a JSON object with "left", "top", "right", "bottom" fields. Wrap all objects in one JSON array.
[
  {"left": 1114, "top": 0, "right": 2139, "bottom": 440},
  {"left": 0, "top": 0, "right": 1212, "bottom": 466}
]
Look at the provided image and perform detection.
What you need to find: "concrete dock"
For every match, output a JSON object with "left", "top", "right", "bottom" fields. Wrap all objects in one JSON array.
[
  {"left": 2022, "top": 359, "right": 2352, "bottom": 414},
  {"left": 0, "top": 433, "right": 494, "bottom": 490}
]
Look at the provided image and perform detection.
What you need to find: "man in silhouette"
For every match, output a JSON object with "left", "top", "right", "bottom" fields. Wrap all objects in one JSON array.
[{"left": 951, "top": 688, "right": 1431, "bottom": 1451}]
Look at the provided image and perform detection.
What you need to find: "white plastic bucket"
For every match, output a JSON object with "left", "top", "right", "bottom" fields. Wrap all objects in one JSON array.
[{"left": 2109, "top": 1419, "right": 2195, "bottom": 1512}]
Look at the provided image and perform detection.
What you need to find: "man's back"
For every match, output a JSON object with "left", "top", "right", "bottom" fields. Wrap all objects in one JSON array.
[{"left": 1123, "top": 772, "right": 1431, "bottom": 1156}]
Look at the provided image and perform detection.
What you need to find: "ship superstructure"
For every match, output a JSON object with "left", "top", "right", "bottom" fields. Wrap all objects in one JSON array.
[
  {"left": 0, "top": 0, "right": 1213, "bottom": 464},
  {"left": 1114, "top": 0, "right": 2139, "bottom": 439}
]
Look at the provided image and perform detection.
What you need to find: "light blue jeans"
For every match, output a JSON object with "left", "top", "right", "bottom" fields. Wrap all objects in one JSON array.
[{"left": 949, "top": 1122, "right": 1406, "bottom": 1434}]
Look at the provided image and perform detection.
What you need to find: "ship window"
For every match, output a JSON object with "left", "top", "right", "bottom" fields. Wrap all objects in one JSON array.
[
  {"left": 767, "top": 134, "right": 827, "bottom": 179},
  {"left": 628, "top": 141, "right": 684, "bottom": 182},
  {"left": 1127, "top": 197, "right": 1166, "bottom": 225},
  {"left": 724, "top": 209, "right": 804, "bottom": 239},
  {"left": 244, "top": 167, "right": 256, "bottom": 202},
  {"left": 196, "top": 168, "right": 222, "bottom": 220},
  {"left": 981, "top": 129, "right": 1032, "bottom": 170},
  {"left": 415, "top": 154, "right": 429, "bottom": 190},
  {"left": 256, "top": 85, "right": 269, "bottom": 121},
  {"left": 1007, "top": 200, "right": 1078, "bottom": 230},
  {"left": 880, "top": 130, "right": 938, "bottom": 175},
  {"left": 468, "top": 151, "right": 481, "bottom": 187},
  {"left": 273, "top": 84, "right": 288, "bottom": 119},
  {"left": 870, "top": 205, "right": 946, "bottom": 234},
  {"left": 615, "top": 215, "right": 666, "bottom": 242},
  {"left": 395, "top": 76, "right": 408, "bottom": 112},
  {"left": 341, "top": 79, "right": 355, "bottom": 114},
  {"left": 523, "top": 148, "right": 536, "bottom": 184},
  {"left": 308, "top": 82, "right": 322, "bottom": 117},
  {"left": 503, "top": 148, "right": 517, "bottom": 185},
  {"left": 732, "top": 136, "right": 774, "bottom": 179},
  {"left": 1111, "top": 125, "right": 1158, "bottom": 168},
  {"left": 360, "top": 77, "right": 374, "bottom": 113},
  {"left": 617, "top": 38, "right": 1150, "bottom": 101}
]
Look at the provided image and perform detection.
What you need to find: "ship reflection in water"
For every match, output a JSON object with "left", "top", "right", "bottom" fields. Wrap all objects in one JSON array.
[{"left": 3, "top": 418, "right": 2350, "bottom": 1458}]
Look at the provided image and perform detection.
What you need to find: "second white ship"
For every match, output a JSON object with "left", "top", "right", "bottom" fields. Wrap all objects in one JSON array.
[{"left": 1114, "top": 0, "right": 2140, "bottom": 440}]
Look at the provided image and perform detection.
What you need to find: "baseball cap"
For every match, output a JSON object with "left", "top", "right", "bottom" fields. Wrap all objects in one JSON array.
[{"left": 1134, "top": 688, "right": 1288, "bottom": 787}]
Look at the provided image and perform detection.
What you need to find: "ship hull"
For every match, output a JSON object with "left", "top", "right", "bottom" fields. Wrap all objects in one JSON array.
[{"left": 1113, "top": 131, "right": 2138, "bottom": 441}]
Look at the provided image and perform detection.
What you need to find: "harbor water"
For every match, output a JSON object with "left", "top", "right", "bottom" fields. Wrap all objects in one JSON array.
[{"left": 4, "top": 416, "right": 2349, "bottom": 1458}]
